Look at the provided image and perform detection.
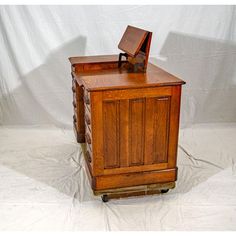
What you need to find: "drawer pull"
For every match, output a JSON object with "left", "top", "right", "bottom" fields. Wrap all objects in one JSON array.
[
  {"left": 86, "top": 151, "right": 92, "bottom": 163},
  {"left": 85, "top": 114, "right": 91, "bottom": 125},
  {"left": 85, "top": 133, "right": 91, "bottom": 144}
]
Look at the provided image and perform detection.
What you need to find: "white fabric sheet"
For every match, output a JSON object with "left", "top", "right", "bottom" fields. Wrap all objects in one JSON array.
[
  {"left": 0, "top": 5, "right": 236, "bottom": 231},
  {"left": 0, "top": 5, "right": 236, "bottom": 127},
  {"left": 0, "top": 124, "right": 235, "bottom": 230}
]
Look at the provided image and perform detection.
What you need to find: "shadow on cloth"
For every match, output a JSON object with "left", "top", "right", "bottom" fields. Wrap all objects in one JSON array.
[
  {"left": 150, "top": 31, "right": 236, "bottom": 126},
  {"left": 0, "top": 36, "right": 87, "bottom": 128},
  {"left": 0, "top": 36, "right": 98, "bottom": 202}
]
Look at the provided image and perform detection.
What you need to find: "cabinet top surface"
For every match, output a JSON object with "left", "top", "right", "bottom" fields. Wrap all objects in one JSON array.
[
  {"left": 69, "top": 55, "right": 119, "bottom": 65},
  {"left": 70, "top": 55, "right": 185, "bottom": 91}
]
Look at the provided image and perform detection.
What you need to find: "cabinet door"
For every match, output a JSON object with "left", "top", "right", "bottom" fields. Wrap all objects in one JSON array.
[{"left": 91, "top": 86, "right": 181, "bottom": 176}]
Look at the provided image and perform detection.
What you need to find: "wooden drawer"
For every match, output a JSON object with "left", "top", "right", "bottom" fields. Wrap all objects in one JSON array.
[{"left": 71, "top": 74, "right": 86, "bottom": 143}]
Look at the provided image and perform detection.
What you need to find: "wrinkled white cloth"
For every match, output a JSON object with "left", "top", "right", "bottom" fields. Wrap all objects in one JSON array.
[
  {"left": 0, "top": 124, "right": 235, "bottom": 230},
  {"left": 0, "top": 5, "right": 236, "bottom": 231}
]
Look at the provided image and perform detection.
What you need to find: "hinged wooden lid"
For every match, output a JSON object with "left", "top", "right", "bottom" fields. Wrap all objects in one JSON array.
[
  {"left": 118, "top": 25, "right": 150, "bottom": 57},
  {"left": 118, "top": 25, "right": 152, "bottom": 72}
]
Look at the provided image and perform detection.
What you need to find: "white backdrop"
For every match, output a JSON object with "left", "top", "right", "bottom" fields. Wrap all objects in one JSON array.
[
  {"left": 0, "top": 5, "right": 236, "bottom": 127},
  {"left": 1, "top": 6, "right": 236, "bottom": 230}
]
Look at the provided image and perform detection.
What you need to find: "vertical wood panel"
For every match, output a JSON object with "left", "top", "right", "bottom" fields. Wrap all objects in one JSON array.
[
  {"left": 119, "top": 100, "right": 130, "bottom": 167},
  {"left": 103, "top": 101, "right": 120, "bottom": 168},
  {"left": 129, "top": 98, "right": 145, "bottom": 166},
  {"left": 153, "top": 97, "right": 170, "bottom": 163},
  {"left": 144, "top": 98, "right": 155, "bottom": 165}
]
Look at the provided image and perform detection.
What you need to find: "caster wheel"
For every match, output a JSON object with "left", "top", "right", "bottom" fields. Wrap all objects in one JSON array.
[
  {"left": 161, "top": 189, "right": 169, "bottom": 194},
  {"left": 101, "top": 194, "right": 109, "bottom": 202}
]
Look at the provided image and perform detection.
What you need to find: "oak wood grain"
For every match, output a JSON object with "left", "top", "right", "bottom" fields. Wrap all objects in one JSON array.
[
  {"left": 69, "top": 27, "right": 185, "bottom": 198},
  {"left": 118, "top": 25, "right": 149, "bottom": 57}
]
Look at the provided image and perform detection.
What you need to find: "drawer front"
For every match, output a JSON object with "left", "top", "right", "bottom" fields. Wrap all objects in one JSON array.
[{"left": 71, "top": 74, "right": 85, "bottom": 143}]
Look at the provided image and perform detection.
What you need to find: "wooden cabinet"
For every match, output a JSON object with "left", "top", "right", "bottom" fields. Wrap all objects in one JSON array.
[{"left": 69, "top": 26, "right": 185, "bottom": 201}]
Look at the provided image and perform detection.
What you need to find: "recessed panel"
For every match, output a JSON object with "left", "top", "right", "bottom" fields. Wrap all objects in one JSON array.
[
  {"left": 103, "top": 101, "right": 120, "bottom": 168},
  {"left": 129, "top": 98, "right": 145, "bottom": 166},
  {"left": 153, "top": 97, "right": 170, "bottom": 163}
]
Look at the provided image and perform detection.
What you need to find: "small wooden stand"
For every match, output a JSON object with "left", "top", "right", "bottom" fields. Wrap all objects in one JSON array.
[{"left": 118, "top": 25, "right": 152, "bottom": 72}]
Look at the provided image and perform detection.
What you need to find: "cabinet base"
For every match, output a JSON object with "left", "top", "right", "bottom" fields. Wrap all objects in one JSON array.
[
  {"left": 81, "top": 143, "right": 176, "bottom": 201},
  {"left": 94, "top": 182, "right": 175, "bottom": 201}
]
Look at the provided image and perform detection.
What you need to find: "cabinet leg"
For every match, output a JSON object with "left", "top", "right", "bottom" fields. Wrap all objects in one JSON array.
[
  {"left": 101, "top": 194, "right": 109, "bottom": 203},
  {"left": 161, "top": 189, "right": 169, "bottom": 194}
]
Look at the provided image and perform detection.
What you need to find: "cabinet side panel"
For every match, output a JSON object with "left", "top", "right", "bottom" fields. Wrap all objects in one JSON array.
[
  {"left": 153, "top": 97, "right": 170, "bottom": 163},
  {"left": 103, "top": 101, "right": 120, "bottom": 168},
  {"left": 90, "top": 92, "right": 104, "bottom": 176},
  {"left": 129, "top": 98, "right": 145, "bottom": 166}
]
